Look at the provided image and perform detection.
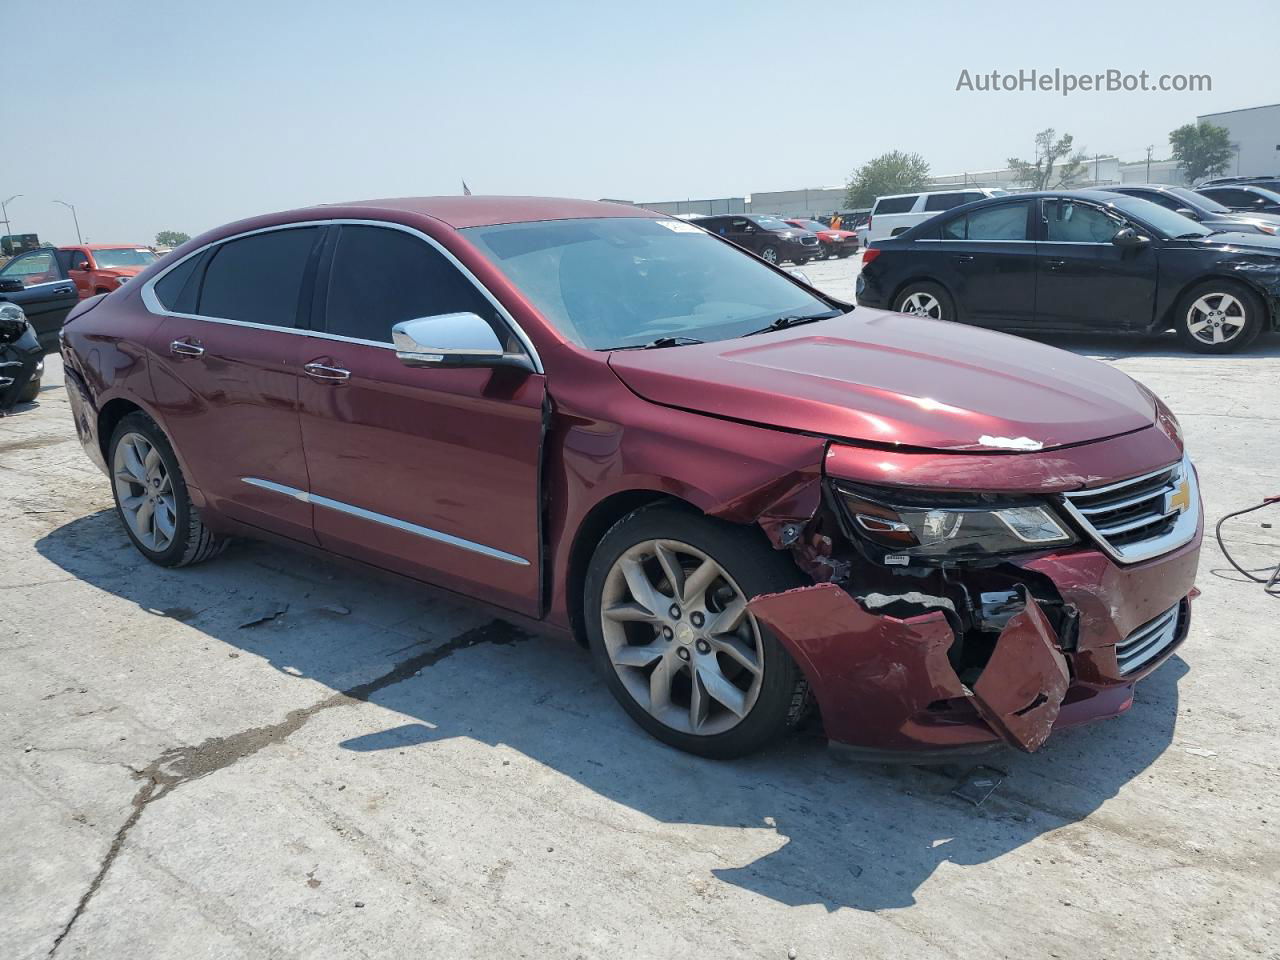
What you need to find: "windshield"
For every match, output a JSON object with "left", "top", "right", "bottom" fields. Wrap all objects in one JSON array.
[
  {"left": 463, "top": 217, "right": 836, "bottom": 350},
  {"left": 791, "top": 220, "right": 828, "bottom": 232},
  {"left": 1109, "top": 197, "right": 1211, "bottom": 238},
  {"left": 91, "top": 247, "right": 158, "bottom": 268},
  {"left": 750, "top": 216, "right": 795, "bottom": 232},
  {"left": 1175, "top": 188, "right": 1230, "bottom": 213}
]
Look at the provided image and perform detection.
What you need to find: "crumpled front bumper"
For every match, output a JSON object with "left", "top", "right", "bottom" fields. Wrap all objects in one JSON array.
[{"left": 747, "top": 531, "right": 1200, "bottom": 755}]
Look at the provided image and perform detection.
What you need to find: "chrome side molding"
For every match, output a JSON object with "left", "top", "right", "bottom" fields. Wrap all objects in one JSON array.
[{"left": 241, "top": 477, "right": 530, "bottom": 566}]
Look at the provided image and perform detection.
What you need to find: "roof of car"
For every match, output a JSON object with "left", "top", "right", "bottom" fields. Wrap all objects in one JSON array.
[
  {"left": 58, "top": 243, "right": 150, "bottom": 250},
  {"left": 332, "top": 196, "right": 659, "bottom": 229}
]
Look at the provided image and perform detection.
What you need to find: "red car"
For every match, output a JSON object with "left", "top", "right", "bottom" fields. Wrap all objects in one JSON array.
[
  {"left": 61, "top": 197, "right": 1201, "bottom": 760},
  {"left": 785, "top": 218, "right": 859, "bottom": 259},
  {"left": 59, "top": 243, "right": 159, "bottom": 298}
]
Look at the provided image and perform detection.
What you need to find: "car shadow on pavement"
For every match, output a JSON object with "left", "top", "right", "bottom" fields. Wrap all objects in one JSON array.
[{"left": 36, "top": 510, "right": 1184, "bottom": 912}]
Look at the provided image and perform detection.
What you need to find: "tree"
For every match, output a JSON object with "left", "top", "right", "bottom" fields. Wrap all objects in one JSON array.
[
  {"left": 1169, "top": 122, "right": 1233, "bottom": 182},
  {"left": 844, "top": 151, "right": 931, "bottom": 208},
  {"left": 155, "top": 230, "right": 190, "bottom": 247},
  {"left": 1008, "top": 129, "right": 1088, "bottom": 190}
]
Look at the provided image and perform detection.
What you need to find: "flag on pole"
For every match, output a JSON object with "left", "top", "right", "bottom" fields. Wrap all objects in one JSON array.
[{"left": 462, "top": 180, "right": 472, "bottom": 196}]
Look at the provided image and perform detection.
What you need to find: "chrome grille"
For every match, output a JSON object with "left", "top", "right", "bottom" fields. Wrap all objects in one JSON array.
[
  {"left": 1060, "top": 456, "right": 1199, "bottom": 564},
  {"left": 800, "top": 236, "right": 818, "bottom": 245},
  {"left": 1115, "top": 601, "right": 1183, "bottom": 676}
]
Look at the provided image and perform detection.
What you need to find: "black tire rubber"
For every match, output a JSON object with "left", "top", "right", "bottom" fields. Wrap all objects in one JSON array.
[
  {"left": 17, "top": 375, "right": 40, "bottom": 403},
  {"left": 585, "top": 502, "right": 811, "bottom": 759},
  {"left": 793, "top": 258, "right": 810, "bottom": 266},
  {"left": 892, "top": 280, "right": 956, "bottom": 322},
  {"left": 108, "top": 412, "right": 228, "bottom": 567},
  {"left": 1174, "top": 279, "right": 1265, "bottom": 354},
  {"left": 837, "top": 249, "right": 853, "bottom": 259}
]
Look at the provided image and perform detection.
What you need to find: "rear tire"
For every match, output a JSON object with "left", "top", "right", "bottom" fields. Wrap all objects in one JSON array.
[
  {"left": 17, "top": 375, "right": 40, "bottom": 403},
  {"left": 108, "top": 412, "right": 227, "bottom": 567},
  {"left": 585, "top": 503, "right": 811, "bottom": 759},
  {"left": 893, "top": 281, "right": 956, "bottom": 322},
  {"left": 1174, "top": 279, "right": 1264, "bottom": 353}
]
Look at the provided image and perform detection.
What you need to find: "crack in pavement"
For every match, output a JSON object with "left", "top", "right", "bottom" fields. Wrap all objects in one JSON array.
[{"left": 46, "top": 617, "right": 530, "bottom": 957}]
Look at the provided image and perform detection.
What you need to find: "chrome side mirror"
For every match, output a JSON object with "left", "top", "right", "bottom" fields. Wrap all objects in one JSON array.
[
  {"left": 1111, "top": 227, "right": 1150, "bottom": 248},
  {"left": 392, "top": 312, "right": 532, "bottom": 371},
  {"left": 786, "top": 268, "right": 813, "bottom": 285}
]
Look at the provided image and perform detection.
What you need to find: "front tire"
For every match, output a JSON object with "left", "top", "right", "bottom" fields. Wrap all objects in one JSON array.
[
  {"left": 759, "top": 245, "right": 779, "bottom": 265},
  {"left": 17, "top": 375, "right": 40, "bottom": 404},
  {"left": 585, "top": 503, "right": 810, "bottom": 759},
  {"left": 108, "top": 412, "right": 226, "bottom": 567},
  {"left": 893, "top": 281, "right": 955, "bottom": 322},
  {"left": 1175, "top": 280, "right": 1263, "bottom": 353}
]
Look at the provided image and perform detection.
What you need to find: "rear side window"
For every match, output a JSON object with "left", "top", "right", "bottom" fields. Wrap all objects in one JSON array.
[
  {"left": 153, "top": 253, "right": 204, "bottom": 312},
  {"left": 940, "top": 201, "right": 1032, "bottom": 241},
  {"left": 873, "top": 196, "right": 917, "bottom": 214},
  {"left": 923, "top": 192, "right": 981, "bottom": 212},
  {"left": 198, "top": 227, "right": 320, "bottom": 328},
  {"left": 323, "top": 226, "right": 498, "bottom": 344}
]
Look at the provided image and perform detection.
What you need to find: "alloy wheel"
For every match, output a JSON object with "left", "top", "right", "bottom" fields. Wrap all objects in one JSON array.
[
  {"left": 761, "top": 247, "right": 778, "bottom": 264},
  {"left": 113, "top": 431, "right": 178, "bottom": 552},
  {"left": 1186, "top": 292, "right": 1246, "bottom": 345},
  {"left": 599, "top": 539, "right": 764, "bottom": 736},
  {"left": 901, "top": 291, "right": 942, "bottom": 319}
]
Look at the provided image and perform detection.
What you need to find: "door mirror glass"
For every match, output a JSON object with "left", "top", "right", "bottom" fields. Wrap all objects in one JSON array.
[
  {"left": 1112, "top": 227, "right": 1149, "bottom": 248},
  {"left": 75, "top": 260, "right": 91, "bottom": 270},
  {"left": 392, "top": 312, "right": 530, "bottom": 371}
]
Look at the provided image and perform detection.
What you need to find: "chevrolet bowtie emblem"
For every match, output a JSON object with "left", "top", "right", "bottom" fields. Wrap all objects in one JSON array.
[{"left": 1168, "top": 477, "right": 1191, "bottom": 514}]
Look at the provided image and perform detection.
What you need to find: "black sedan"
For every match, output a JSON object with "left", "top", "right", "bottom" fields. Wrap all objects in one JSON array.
[
  {"left": 1196, "top": 184, "right": 1280, "bottom": 217},
  {"left": 855, "top": 190, "right": 1280, "bottom": 353},
  {"left": 1106, "top": 184, "right": 1280, "bottom": 236}
]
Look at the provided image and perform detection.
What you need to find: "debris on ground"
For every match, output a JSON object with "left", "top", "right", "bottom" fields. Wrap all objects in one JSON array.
[
  {"left": 239, "top": 603, "right": 288, "bottom": 628},
  {"left": 950, "top": 766, "right": 1008, "bottom": 807}
]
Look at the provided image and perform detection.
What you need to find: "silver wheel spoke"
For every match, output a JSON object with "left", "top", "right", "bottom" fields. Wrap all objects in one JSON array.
[
  {"left": 706, "top": 595, "right": 747, "bottom": 637},
  {"left": 121, "top": 443, "right": 147, "bottom": 484},
  {"left": 154, "top": 500, "right": 177, "bottom": 542},
  {"left": 648, "top": 655, "right": 677, "bottom": 712},
  {"left": 612, "top": 643, "right": 664, "bottom": 669},
  {"left": 689, "top": 668, "right": 708, "bottom": 732},
  {"left": 653, "top": 542, "right": 685, "bottom": 601},
  {"left": 620, "top": 556, "right": 665, "bottom": 618},
  {"left": 713, "top": 634, "right": 762, "bottom": 676},
  {"left": 681, "top": 558, "right": 719, "bottom": 608},
  {"left": 697, "top": 665, "right": 748, "bottom": 717},
  {"left": 603, "top": 601, "right": 661, "bottom": 623},
  {"left": 120, "top": 493, "right": 146, "bottom": 512}
]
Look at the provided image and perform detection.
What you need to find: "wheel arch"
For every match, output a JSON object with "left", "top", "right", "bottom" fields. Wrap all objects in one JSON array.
[
  {"left": 565, "top": 489, "right": 703, "bottom": 647},
  {"left": 97, "top": 397, "right": 146, "bottom": 465},
  {"left": 1157, "top": 272, "right": 1278, "bottom": 332}
]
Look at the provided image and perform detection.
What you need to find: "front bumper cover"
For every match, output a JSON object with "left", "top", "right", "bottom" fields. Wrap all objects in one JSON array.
[{"left": 747, "top": 533, "right": 1199, "bottom": 755}]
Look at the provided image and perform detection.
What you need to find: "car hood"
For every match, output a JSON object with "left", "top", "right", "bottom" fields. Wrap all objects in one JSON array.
[
  {"left": 606, "top": 309, "right": 1157, "bottom": 453},
  {"left": 820, "top": 230, "right": 856, "bottom": 240},
  {"left": 1196, "top": 230, "right": 1280, "bottom": 253}
]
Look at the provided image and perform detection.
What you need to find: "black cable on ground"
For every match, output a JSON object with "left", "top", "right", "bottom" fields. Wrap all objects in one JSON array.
[{"left": 1214, "top": 496, "right": 1280, "bottom": 595}]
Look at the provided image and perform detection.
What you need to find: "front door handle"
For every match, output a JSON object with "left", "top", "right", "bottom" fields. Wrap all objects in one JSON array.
[
  {"left": 1044, "top": 259, "right": 1066, "bottom": 271},
  {"left": 304, "top": 361, "right": 351, "bottom": 382},
  {"left": 953, "top": 254, "right": 975, "bottom": 264},
  {"left": 170, "top": 339, "right": 204, "bottom": 358}
]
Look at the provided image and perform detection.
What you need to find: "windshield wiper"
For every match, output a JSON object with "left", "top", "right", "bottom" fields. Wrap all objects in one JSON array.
[
  {"left": 1174, "top": 231, "right": 1209, "bottom": 239},
  {"left": 743, "top": 310, "right": 841, "bottom": 336},
  {"left": 603, "top": 336, "right": 706, "bottom": 351}
]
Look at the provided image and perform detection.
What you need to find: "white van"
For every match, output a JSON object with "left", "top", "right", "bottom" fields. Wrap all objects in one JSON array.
[{"left": 866, "top": 188, "right": 1008, "bottom": 243}]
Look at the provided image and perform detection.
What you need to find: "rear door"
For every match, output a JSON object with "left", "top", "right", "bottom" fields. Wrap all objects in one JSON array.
[
  {"left": 0, "top": 249, "right": 78, "bottom": 350},
  {"left": 1034, "top": 198, "right": 1156, "bottom": 330},
  {"left": 296, "top": 223, "right": 546, "bottom": 616},
  {"left": 146, "top": 226, "right": 323, "bottom": 545},
  {"left": 930, "top": 198, "right": 1037, "bottom": 324}
]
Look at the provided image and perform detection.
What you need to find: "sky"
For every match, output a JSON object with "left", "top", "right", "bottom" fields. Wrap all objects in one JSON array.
[{"left": 4, "top": 0, "right": 1278, "bottom": 246}]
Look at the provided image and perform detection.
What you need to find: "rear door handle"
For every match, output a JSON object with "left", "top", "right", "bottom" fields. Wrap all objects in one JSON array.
[
  {"left": 953, "top": 254, "right": 975, "bottom": 263},
  {"left": 169, "top": 339, "right": 204, "bottom": 358},
  {"left": 1044, "top": 259, "right": 1066, "bottom": 271},
  {"left": 304, "top": 361, "right": 350, "bottom": 382}
]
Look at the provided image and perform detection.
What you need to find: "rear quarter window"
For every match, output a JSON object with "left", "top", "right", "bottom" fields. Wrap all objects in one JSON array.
[{"left": 197, "top": 228, "right": 320, "bottom": 328}]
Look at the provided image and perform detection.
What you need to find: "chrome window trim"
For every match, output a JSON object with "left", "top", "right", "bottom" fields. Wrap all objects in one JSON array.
[
  {"left": 1059, "top": 456, "right": 1199, "bottom": 565},
  {"left": 241, "top": 477, "right": 530, "bottom": 566},
  {"left": 140, "top": 218, "right": 544, "bottom": 373},
  {"left": 913, "top": 239, "right": 1037, "bottom": 244}
]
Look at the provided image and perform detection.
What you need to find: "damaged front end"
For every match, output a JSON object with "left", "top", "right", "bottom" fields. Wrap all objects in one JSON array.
[{"left": 743, "top": 445, "right": 1201, "bottom": 757}]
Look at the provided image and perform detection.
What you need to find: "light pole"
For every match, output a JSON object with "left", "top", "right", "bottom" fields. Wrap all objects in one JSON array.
[
  {"left": 1, "top": 194, "right": 20, "bottom": 253},
  {"left": 53, "top": 199, "right": 83, "bottom": 245}
]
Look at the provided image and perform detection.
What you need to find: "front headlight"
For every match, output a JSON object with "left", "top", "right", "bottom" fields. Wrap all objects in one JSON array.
[{"left": 836, "top": 485, "right": 1075, "bottom": 562}]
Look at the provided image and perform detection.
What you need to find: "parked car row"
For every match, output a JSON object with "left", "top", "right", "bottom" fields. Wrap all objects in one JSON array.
[
  {"left": 856, "top": 188, "right": 1280, "bottom": 352},
  {"left": 0, "top": 243, "right": 158, "bottom": 352}
]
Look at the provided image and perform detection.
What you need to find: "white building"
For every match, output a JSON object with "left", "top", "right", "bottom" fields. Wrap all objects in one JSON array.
[{"left": 1197, "top": 103, "right": 1280, "bottom": 177}]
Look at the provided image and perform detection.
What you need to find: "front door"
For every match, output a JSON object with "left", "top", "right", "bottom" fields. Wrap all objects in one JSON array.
[
  {"left": 63, "top": 248, "right": 93, "bottom": 298},
  {"left": 146, "top": 225, "right": 323, "bottom": 545},
  {"left": 296, "top": 224, "right": 545, "bottom": 616},
  {"left": 1034, "top": 199, "right": 1156, "bottom": 331},
  {"left": 0, "top": 249, "right": 78, "bottom": 350}
]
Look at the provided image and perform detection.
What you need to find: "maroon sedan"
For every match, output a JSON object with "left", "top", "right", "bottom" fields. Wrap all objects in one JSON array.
[{"left": 61, "top": 197, "right": 1201, "bottom": 760}]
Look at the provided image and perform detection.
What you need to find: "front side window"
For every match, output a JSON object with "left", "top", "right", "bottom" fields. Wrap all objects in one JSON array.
[
  {"left": 0, "top": 250, "right": 59, "bottom": 285},
  {"left": 92, "top": 247, "right": 158, "bottom": 269},
  {"left": 1043, "top": 200, "right": 1122, "bottom": 243},
  {"left": 1202, "top": 188, "right": 1255, "bottom": 207},
  {"left": 322, "top": 226, "right": 498, "bottom": 344},
  {"left": 197, "top": 227, "right": 320, "bottom": 327},
  {"left": 464, "top": 217, "right": 836, "bottom": 350},
  {"left": 940, "top": 201, "right": 1031, "bottom": 241}
]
